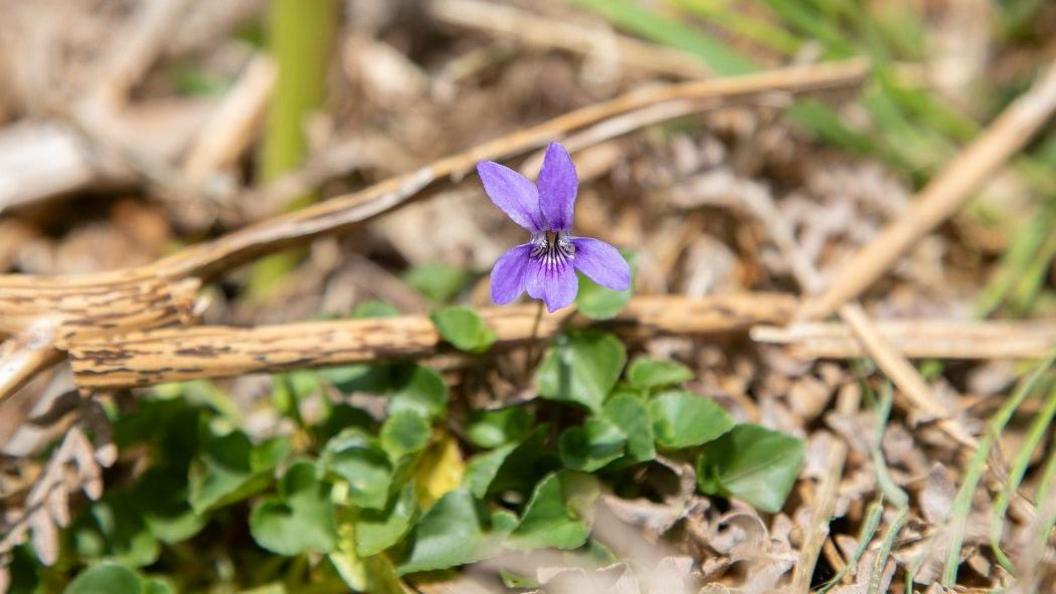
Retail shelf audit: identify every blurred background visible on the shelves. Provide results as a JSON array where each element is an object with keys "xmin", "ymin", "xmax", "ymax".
[{"xmin": 1, "ymin": 0, "xmax": 1056, "ymax": 592}]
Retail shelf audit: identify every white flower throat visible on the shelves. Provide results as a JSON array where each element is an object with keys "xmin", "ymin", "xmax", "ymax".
[{"xmin": 532, "ymin": 231, "xmax": 575, "ymax": 270}]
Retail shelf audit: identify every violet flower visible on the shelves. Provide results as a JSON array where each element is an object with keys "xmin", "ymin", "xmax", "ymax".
[{"xmin": 477, "ymin": 142, "xmax": 630, "ymax": 313}]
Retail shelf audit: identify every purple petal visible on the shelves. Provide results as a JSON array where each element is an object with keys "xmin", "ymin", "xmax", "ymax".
[
  {"xmin": 572, "ymin": 237, "xmax": 630, "ymax": 291},
  {"xmin": 526, "ymin": 258, "xmax": 578, "ymax": 313},
  {"xmin": 536, "ymin": 142, "xmax": 577, "ymax": 231},
  {"xmin": 477, "ymin": 161, "xmax": 544, "ymax": 231},
  {"xmin": 491, "ymin": 243, "xmax": 533, "ymax": 304}
]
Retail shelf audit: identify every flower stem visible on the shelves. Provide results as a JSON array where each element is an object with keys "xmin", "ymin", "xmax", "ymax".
[{"xmin": 523, "ymin": 301, "xmax": 545, "ymax": 379}]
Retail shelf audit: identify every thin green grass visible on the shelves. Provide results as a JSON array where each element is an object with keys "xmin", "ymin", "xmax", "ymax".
[
  {"xmin": 940, "ymin": 352, "xmax": 1056, "ymax": 586},
  {"xmin": 989, "ymin": 380, "xmax": 1056, "ymax": 573}
]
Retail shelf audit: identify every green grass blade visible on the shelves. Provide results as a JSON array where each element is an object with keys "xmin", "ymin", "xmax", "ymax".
[
  {"xmin": 941, "ymin": 352, "xmax": 1056, "ymax": 585},
  {"xmin": 989, "ymin": 380, "xmax": 1056, "ymax": 573},
  {"xmin": 570, "ymin": 0, "xmax": 756, "ymax": 75},
  {"xmin": 667, "ymin": 0, "xmax": 801, "ymax": 56}
]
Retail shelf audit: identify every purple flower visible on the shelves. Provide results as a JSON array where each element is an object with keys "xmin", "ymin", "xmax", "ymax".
[{"xmin": 477, "ymin": 142, "xmax": 631, "ymax": 313}]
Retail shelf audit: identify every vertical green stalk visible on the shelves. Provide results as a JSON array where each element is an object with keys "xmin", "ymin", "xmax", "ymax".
[
  {"xmin": 989, "ymin": 380, "xmax": 1056, "ymax": 573},
  {"xmin": 250, "ymin": 0, "xmax": 340, "ymax": 296},
  {"xmin": 940, "ymin": 353, "xmax": 1055, "ymax": 586}
]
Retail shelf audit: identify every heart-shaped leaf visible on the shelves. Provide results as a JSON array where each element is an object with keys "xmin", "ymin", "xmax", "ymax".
[
  {"xmin": 64, "ymin": 563, "xmax": 143, "ymax": 594},
  {"xmin": 509, "ymin": 471, "xmax": 600, "ymax": 550},
  {"xmin": 430, "ymin": 306, "xmax": 497, "ymax": 353},
  {"xmin": 380, "ymin": 411, "xmax": 431, "ymax": 458},
  {"xmin": 602, "ymin": 394, "xmax": 655, "ymax": 463},
  {"xmin": 355, "ymin": 484, "xmax": 418, "ymax": 557},
  {"xmin": 696, "ymin": 423, "xmax": 805, "ymax": 513},
  {"xmin": 466, "ymin": 405, "xmax": 534, "ymax": 449},
  {"xmin": 648, "ymin": 391, "xmax": 734, "ymax": 449},
  {"xmin": 388, "ymin": 364, "xmax": 448, "ymax": 420},
  {"xmin": 249, "ymin": 461, "xmax": 338, "ymax": 555},
  {"xmin": 189, "ymin": 432, "xmax": 289, "ymax": 513},
  {"xmin": 536, "ymin": 331, "xmax": 626, "ymax": 412},
  {"xmin": 462, "ymin": 427, "xmax": 552, "ymax": 498},
  {"xmin": 626, "ymin": 357, "xmax": 693, "ymax": 390},
  {"xmin": 323, "ymin": 430, "xmax": 393, "ymax": 510},
  {"xmin": 558, "ymin": 418, "xmax": 626, "ymax": 472},
  {"xmin": 396, "ymin": 489, "xmax": 494, "ymax": 574}
]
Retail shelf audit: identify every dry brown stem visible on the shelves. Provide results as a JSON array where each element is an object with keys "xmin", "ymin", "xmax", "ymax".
[
  {"xmin": 791, "ymin": 432, "xmax": 848, "ymax": 593},
  {"xmin": 0, "ymin": 329, "xmax": 63, "ymax": 406},
  {"xmin": 0, "ymin": 60, "xmax": 866, "ymax": 403},
  {"xmin": 67, "ymin": 294, "xmax": 796, "ymax": 390},
  {"xmin": 183, "ymin": 54, "xmax": 277, "ymax": 182},
  {"xmin": 154, "ymin": 58, "xmax": 868, "ymax": 281},
  {"xmin": 727, "ymin": 158, "xmax": 974, "ymax": 447},
  {"xmin": 800, "ymin": 61, "xmax": 1056, "ymax": 321},
  {"xmin": 751, "ymin": 319, "xmax": 1056, "ymax": 359}
]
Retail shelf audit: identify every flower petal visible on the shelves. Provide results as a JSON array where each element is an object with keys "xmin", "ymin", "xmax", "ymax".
[
  {"xmin": 572, "ymin": 237, "xmax": 630, "ymax": 291},
  {"xmin": 526, "ymin": 257, "xmax": 578, "ymax": 313},
  {"xmin": 536, "ymin": 142, "xmax": 577, "ymax": 231},
  {"xmin": 491, "ymin": 243, "xmax": 533, "ymax": 304},
  {"xmin": 476, "ymin": 161, "xmax": 543, "ymax": 231}
]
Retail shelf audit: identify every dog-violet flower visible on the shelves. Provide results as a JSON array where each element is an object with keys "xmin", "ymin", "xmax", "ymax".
[{"xmin": 477, "ymin": 142, "xmax": 630, "ymax": 312}]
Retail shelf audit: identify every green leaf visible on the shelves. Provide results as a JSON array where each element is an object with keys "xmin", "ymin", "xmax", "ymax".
[
  {"xmin": 316, "ymin": 403, "xmax": 377, "ymax": 443},
  {"xmin": 189, "ymin": 432, "xmax": 289, "ymax": 513},
  {"xmin": 249, "ymin": 461, "xmax": 338, "ymax": 555},
  {"xmin": 536, "ymin": 331, "xmax": 627, "ymax": 412},
  {"xmin": 72, "ymin": 492, "xmax": 159, "ymax": 567},
  {"xmin": 380, "ymin": 411, "xmax": 431, "ymax": 458},
  {"xmin": 602, "ymin": 394, "xmax": 655, "ymax": 463},
  {"xmin": 462, "ymin": 427, "xmax": 552, "ymax": 498},
  {"xmin": 64, "ymin": 563, "xmax": 142, "ymax": 594},
  {"xmin": 626, "ymin": 357, "xmax": 693, "ymax": 390},
  {"xmin": 430, "ymin": 306, "xmax": 497, "ymax": 353},
  {"xmin": 403, "ymin": 262, "xmax": 470, "ymax": 303},
  {"xmin": 509, "ymin": 471, "xmax": 600, "ymax": 550},
  {"xmin": 696, "ymin": 424, "xmax": 806, "ymax": 513},
  {"xmin": 353, "ymin": 300, "xmax": 401, "ymax": 318},
  {"xmin": 389, "ymin": 364, "xmax": 448, "ymax": 420},
  {"xmin": 355, "ymin": 484, "xmax": 418, "ymax": 557},
  {"xmin": 559, "ymin": 418, "xmax": 627, "ymax": 472},
  {"xmin": 319, "ymin": 364, "xmax": 393, "ymax": 395},
  {"xmin": 648, "ymin": 391, "xmax": 735, "ymax": 450},
  {"xmin": 135, "ymin": 468, "xmax": 207, "ymax": 544},
  {"xmin": 140, "ymin": 578, "xmax": 175, "ymax": 594},
  {"xmin": 466, "ymin": 406, "xmax": 533, "ymax": 449},
  {"xmin": 575, "ymin": 270, "xmax": 632, "ymax": 320},
  {"xmin": 323, "ymin": 430, "xmax": 393, "ymax": 510},
  {"xmin": 464, "ymin": 443, "xmax": 517, "ymax": 499},
  {"xmin": 396, "ymin": 489, "xmax": 494, "ymax": 574}
]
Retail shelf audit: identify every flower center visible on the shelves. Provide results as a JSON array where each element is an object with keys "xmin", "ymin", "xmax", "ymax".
[{"xmin": 531, "ymin": 231, "xmax": 574, "ymax": 270}]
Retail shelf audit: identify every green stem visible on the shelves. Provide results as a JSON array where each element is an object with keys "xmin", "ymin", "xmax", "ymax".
[
  {"xmin": 941, "ymin": 352, "xmax": 1056, "ymax": 586},
  {"xmin": 989, "ymin": 380, "xmax": 1056, "ymax": 573},
  {"xmin": 249, "ymin": 0, "xmax": 340, "ymax": 296}
]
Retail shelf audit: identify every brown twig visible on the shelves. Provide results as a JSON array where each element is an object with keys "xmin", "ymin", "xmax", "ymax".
[
  {"xmin": 152, "ymin": 59, "xmax": 868, "ymax": 281},
  {"xmin": 751, "ymin": 319, "xmax": 1056, "ymax": 359},
  {"xmin": 182, "ymin": 54, "xmax": 277, "ymax": 182},
  {"xmin": 67, "ymin": 293, "xmax": 797, "ymax": 390},
  {"xmin": 0, "ymin": 327, "xmax": 63, "ymax": 406},
  {"xmin": 791, "ymin": 431, "xmax": 848, "ymax": 594},
  {"xmin": 799, "ymin": 61, "xmax": 1056, "ymax": 321},
  {"xmin": 0, "ymin": 59, "xmax": 867, "ymax": 405},
  {"xmin": 727, "ymin": 168, "xmax": 974, "ymax": 446}
]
